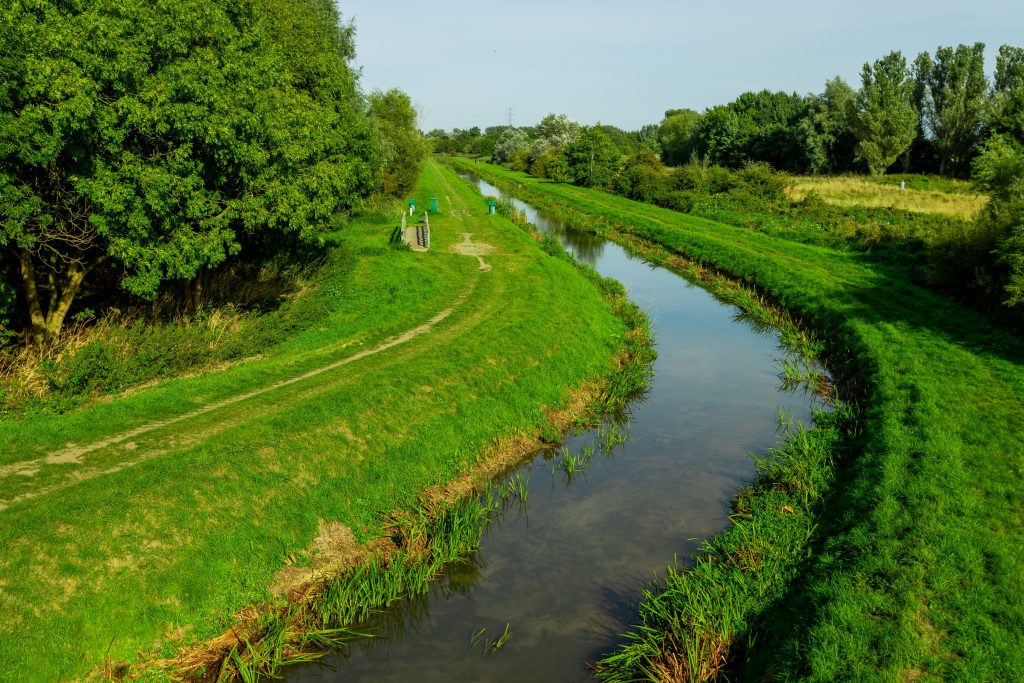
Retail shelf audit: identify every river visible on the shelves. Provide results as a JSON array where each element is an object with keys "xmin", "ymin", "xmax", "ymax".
[{"xmin": 288, "ymin": 174, "xmax": 818, "ymax": 682}]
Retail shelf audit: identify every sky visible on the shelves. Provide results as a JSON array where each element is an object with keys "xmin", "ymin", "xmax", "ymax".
[{"xmin": 336, "ymin": 0, "xmax": 1024, "ymax": 132}]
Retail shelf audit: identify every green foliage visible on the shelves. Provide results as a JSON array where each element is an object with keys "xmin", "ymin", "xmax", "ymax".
[
  {"xmin": 801, "ymin": 77, "xmax": 860, "ymax": 174},
  {"xmin": 991, "ymin": 45, "xmax": 1024, "ymax": 141},
  {"xmin": 368, "ymin": 88, "xmax": 427, "ymax": 196},
  {"xmin": 0, "ymin": 0, "xmax": 379, "ymax": 342},
  {"xmin": 0, "ymin": 277, "xmax": 14, "ymax": 346},
  {"xmin": 972, "ymin": 134, "xmax": 1024, "ymax": 198},
  {"xmin": 493, "ymin": 128, "xmax": 530, "ymax": 164},
  {"xmin": 914, "ymin": 43, "xmax": 989, "ymax": 176},
  {"xmin": 855, "ymin": 51, "xmax": 919, "ymax": 174},
  {"xmin": 657, "ymin": 108, "xmax": 701, "ymax": 165},
  {"xmin": 530, "ymin": 147, "xmax": 570, "ymax": 182},
  {"xmin": 612, "ymin": 152, "xmax": 666, "ymax": 203},
  {"xmin": 599, "ymin": 125, "xmax": 640, "ymax": 155},
  {"xmin": 535, "ymin": 113, "xmax": 579, "ymax": 147},
  {"xmin": 971, "ymin": 135, "xmax": 1024, "ymax": 306},
  {"xmin": 689, "ymin": 91, "xmax": 809, "ymax": 171},
  {"xmin": 564, "ymin": 125, "xmax": 622, "ymax": 188}
]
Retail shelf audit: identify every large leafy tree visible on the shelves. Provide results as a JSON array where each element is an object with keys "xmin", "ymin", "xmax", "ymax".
[
  {"xmin": 564, "ymin": 125, "xmax": 621, "ymax": 188},
  {"xmin": 688, "ymin": 91, "xmax": 809, "ymax": 171},
  {"xmin": 0, "ymin": 0, "xmax": 377, "ymax": 344},
  {"xmin": 493, "ymin": 128, "xmax": 530, "ymax": 164},
  {"xmin": 368, "ymin": 88, "xmax": 426, "ymax": 197},
  {"xmin": 855, "ymin": 51, "xmax": 919, "ymax": 175},
  {"xmin": 801, "ymin": 77, "xmax": 859, "ymax": 174},
  {"xmin": 991, "ymin": 45, "xmax": 1024, "ymax": 143},
  {"xmin": 914, "ymin": 43, "xmax": 989, "ymax": 176},
  {"xmin": 658, "ymin": 109, "xmax": 701, "ymax": 165}
]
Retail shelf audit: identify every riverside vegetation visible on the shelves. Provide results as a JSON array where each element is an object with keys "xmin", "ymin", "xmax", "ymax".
[
  {"xmin": 0, "ymin": 158, "xmax": 654, "ymax": 680},
  {"xmin": 450, "ymin": 157, "xmax": 1024, "ymax": 681}
]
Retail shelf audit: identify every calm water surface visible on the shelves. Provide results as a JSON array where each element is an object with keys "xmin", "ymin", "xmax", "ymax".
[{"xmin": 289, "ymin": 176, "xmax": 817, "ymax": 682}]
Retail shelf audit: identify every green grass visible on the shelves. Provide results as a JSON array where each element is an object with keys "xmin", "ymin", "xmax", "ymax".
[
  {"xmin": 451, "ymin": 158, "xmax": 1024, "ymax": 681},
  {"xmin": 0, "ymin": 158, "xmax": 640, "ymax": 680}
]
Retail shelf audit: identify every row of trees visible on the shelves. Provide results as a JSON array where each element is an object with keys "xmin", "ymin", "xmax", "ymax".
[
  {"xmin": 0, "ymin": 0, "xmax": 425, "ymax": 345},
  {"xmin": 427, "ymin": 118, "xmax": 658, "ymax": 175},
  {"xmin": 658, "ymin": 43, "xmax": 1023, "ymax": 178}
]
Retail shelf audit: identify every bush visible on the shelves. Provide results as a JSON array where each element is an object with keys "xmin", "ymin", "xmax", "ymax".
[
  {"xmin": 735, "ymin": 161, "xmax": 788, "ymax": 203},
  {"xmin": 612, "ymin": 152, "xmax": 669, "ymax": 203}
]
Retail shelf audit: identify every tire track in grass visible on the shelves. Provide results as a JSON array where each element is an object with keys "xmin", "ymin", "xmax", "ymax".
[{"xmin": 0, "ymin": 277, "xmax": 492, "ymax": 510}]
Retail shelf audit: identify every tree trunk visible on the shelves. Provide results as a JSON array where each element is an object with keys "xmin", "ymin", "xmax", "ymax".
[
  {"xmin": 17, "ymin": 250, "xmax": 47, "ymax": 345},
  {"xmin": 43, "ymin": 263, "xmax": 85, "ymax": 338},
  {"xmin": 17, "ymin": 250, "xmax": 86, "ymax": 345}
]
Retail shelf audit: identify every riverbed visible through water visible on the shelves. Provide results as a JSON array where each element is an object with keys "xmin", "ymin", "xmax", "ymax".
[{"xmin": 288, "ymin": 174, "xmax": 819, "ymax": 682}]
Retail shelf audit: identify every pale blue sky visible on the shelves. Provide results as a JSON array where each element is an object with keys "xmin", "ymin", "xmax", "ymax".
[{"xmin": 337, "ymin": 0, "xmax": 1024, "ymax": 131}]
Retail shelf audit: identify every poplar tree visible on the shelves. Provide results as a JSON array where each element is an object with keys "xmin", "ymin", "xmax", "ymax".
[
  {"xmin": 855, "ymin": 51, "xmax": 919, "ymax": 175},
  {"xmin": 915, "ymin": 43, "xmax": 989, "ymax": 176}
]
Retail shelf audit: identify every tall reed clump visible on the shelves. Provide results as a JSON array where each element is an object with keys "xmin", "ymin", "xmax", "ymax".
[
  {"xmin": 594, "ymin": 404, "xmax": 856, "ymax": 683},
  {"xmin": 182, "ymin": 496, "xmax": 500, "ymax": 681}
]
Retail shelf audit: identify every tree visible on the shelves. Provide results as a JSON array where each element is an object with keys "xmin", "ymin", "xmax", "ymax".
[
  {"xmin": 972, "ymin": 135, "xmax": 1024, "ymax": 306},
  {"xmin": 801, "ymin": 77, "xmax": 859, "ymax": 174},
  {"xmin": 535, "ymin": 114, "xmax": 579, "ymax": 147},
  {"xmin": 855, "ymin": 51, "xmax": 919, "ymax": 175},
  {"xmin": 915, "ymin": 44, "xmax": 989, "ymax": 176},
  {"xmin": 991, "ymin": 45, "xmax": 1024, "ymax": 143},
  {"xmin": 0, "ymin": 0, "xmax": 378, "ymax": 343},
  {"xmin": 633, "ymin": 124, "xmax": 661, "ymax": 155},
  {"xmin": 658, "ymin": 109, "xmax": 701, "ymax": 165},
  {"xmin": 493, "ymin": 128, "xmax": 530, "ymax": 164},
  {"xmin": 368, "ymin": 89, "xmax": 426, "ymax": 196},
  {"xmin": 613, "ymin": 152, "xmax": 667, "ymax": 203},
  {"xmin": 691, "ymin": 107, "xmax": 741, "ymax": 166},
  {"xmin": 564, "ymin": 126, "xmax": 621, "ymax": 188}
]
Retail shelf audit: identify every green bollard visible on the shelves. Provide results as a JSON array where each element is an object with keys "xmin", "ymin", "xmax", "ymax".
[
  {"xmin": 487, "ymin": 200, "xmax": 496, "ymax": 215},
  {"xmin": 429, "ymin": 197, "xmax": 439, "ymax": 214}
]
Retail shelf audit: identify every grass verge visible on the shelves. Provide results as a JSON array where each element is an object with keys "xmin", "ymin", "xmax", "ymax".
[
  {"xmin": 0, "ymin": 158, "xmax": 651, "ymax": 681},
  {"xmin": 449, "ymin": 158, "xmax": 1024, "ymax": 682}
]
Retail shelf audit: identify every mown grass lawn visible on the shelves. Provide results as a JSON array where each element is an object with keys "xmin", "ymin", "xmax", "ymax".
[{"xmin": 0, "ymin": 159, "xmax": 630, "ymax": 680}]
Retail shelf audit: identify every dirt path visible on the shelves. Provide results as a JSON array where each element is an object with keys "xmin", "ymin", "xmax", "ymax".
[
  {"xmin": 0, "ymin": 281, "xmax": 485, "ymax": 509},
  {"xmin": 0, "ymin": 162, "xmax": 506, "ymax": 511}
]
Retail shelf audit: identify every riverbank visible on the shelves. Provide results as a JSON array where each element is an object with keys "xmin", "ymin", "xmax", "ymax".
[
  {"xmin": 449, "ymin": 158, "xmax": 1024, "ymax": 681},
  {"xmin": 0, "ymin": 158, "xmax": 648, "ymax": 680}
]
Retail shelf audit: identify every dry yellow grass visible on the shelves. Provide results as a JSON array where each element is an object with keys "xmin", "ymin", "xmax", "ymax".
[{"xmin": 788, "ymin": 177, "xmax": 988, "ymax": 220}]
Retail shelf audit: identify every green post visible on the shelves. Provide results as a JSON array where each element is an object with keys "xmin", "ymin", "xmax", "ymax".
[
  {"xmin": 429, "ymin": 197, "xmax": 439, "ymax": 214},
  {"xmin": 487, "ymin": 200, "xmax": 496, "ymax": 215},
  {"xmin": 407, "ymin": 199, "xmax": 416, "ymax": 216}
]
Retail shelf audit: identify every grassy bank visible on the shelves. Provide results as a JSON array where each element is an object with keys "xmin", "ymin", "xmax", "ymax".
[
  {"xmin": 450, "ymin": 158, "xmax": 1024, "ymax": 681},
  {"xmin": 0, "ymin": 158, "xmax": 645, "ymax": 680}
]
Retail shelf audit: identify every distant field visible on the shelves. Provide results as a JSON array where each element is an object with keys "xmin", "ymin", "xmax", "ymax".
[{"xmin": 788, "ymin": 175, "xmax": 988, "ymax": 219}]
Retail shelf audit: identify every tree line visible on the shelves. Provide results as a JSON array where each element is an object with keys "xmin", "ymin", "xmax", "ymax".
[
  {"xmin": 432, "ymin": 42, "xmax": 1024, "ymax": 317},
  {"xmin": 659, "ymin": 44, "xmax": 1021, "ymax": 178},
  {"xmin": 0, "ymin": 0, "xmax": 425, "ymax": 345}
]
